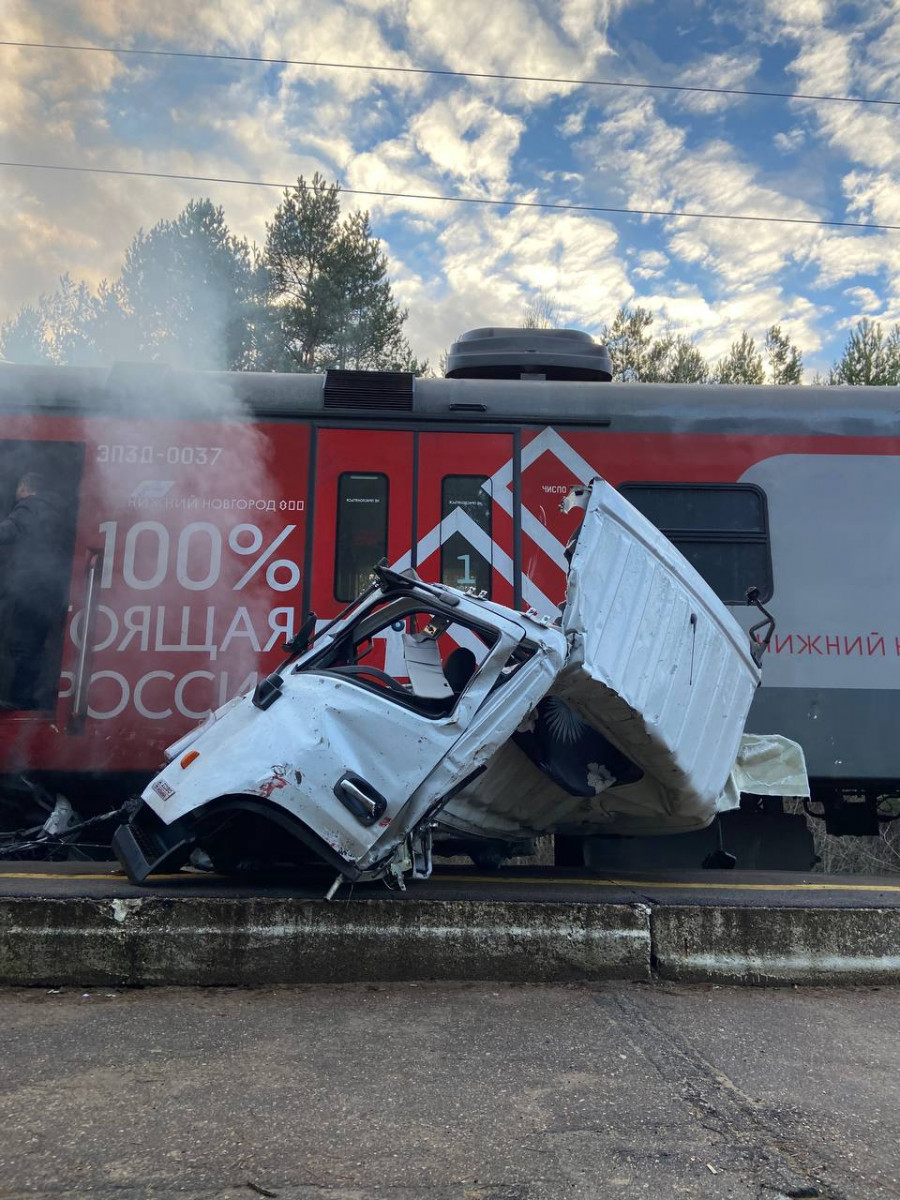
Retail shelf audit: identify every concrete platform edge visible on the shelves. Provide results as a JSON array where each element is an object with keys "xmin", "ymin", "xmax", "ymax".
[
  {"xmin": 652, "ymin": 904, "xmax": 900, "ymax": 985},
  {"xmin": 0, "ymin": 897, "xmax": 652, "ymax": 986},
  {"xmin": 2, "ymin": 896, "xmax": 900, "ymax": 986}
]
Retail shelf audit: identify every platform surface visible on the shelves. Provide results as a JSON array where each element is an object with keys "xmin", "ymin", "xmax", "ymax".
[{"xmin": 2, "ymin": 858, "xmax": 900, "ymax": 906}]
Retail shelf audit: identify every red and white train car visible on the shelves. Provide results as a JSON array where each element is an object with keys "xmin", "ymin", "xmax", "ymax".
[{"xmin": 0, "ymin": 328, "xmax": 896, "ymax": 831}]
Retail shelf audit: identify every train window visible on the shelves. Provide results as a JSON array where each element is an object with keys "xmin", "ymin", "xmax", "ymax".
[
  {"xmin": 618, "ymin": 483, "xmax": 772, "ymax": 604},
  {"xmin": 440, "ymin": 476, "xmax": 492, "ymax": 597},
  {"xmin": 0, "ymin": 440, "xmax": 83, "ymax": 711},
  {"xmin": 334, "ymin": 472, "xmax": 389, "ymax": 602}
]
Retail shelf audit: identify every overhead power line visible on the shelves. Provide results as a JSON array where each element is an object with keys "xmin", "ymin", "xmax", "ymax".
[
  {"xmin": 0, "ymin": 159, "xmax": 895, "ymax": 231},
  {"xmin": 2, "ymin": 38, "xmax": 899, "ymax": 109}
]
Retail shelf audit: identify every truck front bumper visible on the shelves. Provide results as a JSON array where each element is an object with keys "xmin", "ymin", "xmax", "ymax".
[{"xmin": 112, "ymin": 803, "xmax": 196, "ymax": 883}]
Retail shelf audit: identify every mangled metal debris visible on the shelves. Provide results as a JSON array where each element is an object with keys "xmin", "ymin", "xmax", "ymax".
[
  {"xmin": 440, "ymin": 481, "xmax": 808, "ymax": 843},
  {"xmin": 114, "ymin": 564, "xmax": 566, "ymax": 883},
  {"xmin": 113, "ymin": 479, "xmax": 809, "ymax": 887}
]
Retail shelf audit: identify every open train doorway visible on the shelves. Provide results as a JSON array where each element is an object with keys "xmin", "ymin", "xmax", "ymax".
[{"xmin": 0, "ymin": 439, "xmax": 84, "ymax": 715}]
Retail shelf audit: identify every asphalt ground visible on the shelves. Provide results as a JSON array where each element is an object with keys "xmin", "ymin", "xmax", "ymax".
[
  {"xmin": 3, "ymin": 859, "xmax": 900, "ymax": 908},
  {"xmin": 1, "ymin": 980, "xmax": 898, "ymax": 1200}
]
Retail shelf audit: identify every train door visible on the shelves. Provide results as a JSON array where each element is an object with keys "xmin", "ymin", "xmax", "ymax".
[
  {"xmin": 309, "ymin": 427, "xmax": 415, "ymax": 623},
  {"xmin": 414, "ymin": 432, "xmax": 516, "ymax": 609},
  {"xmin": 308, "ymin": 429, "xmax": 516, "ymax": 674},
  {"xmin": 0, "ymin": 436, "xmax": 85, "ymax": 726}
]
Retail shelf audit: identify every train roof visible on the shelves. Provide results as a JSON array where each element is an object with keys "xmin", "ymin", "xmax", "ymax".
[{"xmin": 0, "ymin": 359, "xmax": 898, "ymax": 435}]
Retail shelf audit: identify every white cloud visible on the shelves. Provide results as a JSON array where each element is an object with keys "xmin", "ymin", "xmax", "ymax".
[
  {"xmin": 398, "ymin": 205, "xmax": 631, "ymax": 360},
  {"xmin": 672, "ymin": 51, "xmax": 762, "ymax": 113},
  {"xmin": 404, "ymin": 0, "xmax": 621, "ymax": 106},
  {"xmin": 773, "ymin": 128, "xmax": 806, "ymax": 152},
  {"xmin": 633, "ymin": 249, "xmax": 668, "ymax": 279},
  {"xmin": 843, "ymin": 285, "xmax": 881, "ymax": 310},
  {"xmin": 558, "ymin": 105, "xmax": 588, "ymax": 137},
  {"xmin": 636, "ymin": 283, "xmax": 823, "ymax": 364},
  {"xmin": 843, "ymin": 170, "xmax": 900, "ymax": 227},
  {"xmin": 762, "ymin": 0, "xmax": 835, "ymax": 32},
  {"xmin": 345, "ymin": 137, "xmax": 459, "ymax": 225},
  {"xmin": 409, "ymin": 95, "xmax": 525, "ymax": 186},
  {"xmin": 578, "ymin": 97, "xmax": 823, "ymax": 288},
  {"xmin": 763, "ymin": 2, "xmax": 900, "ymax": 174}
]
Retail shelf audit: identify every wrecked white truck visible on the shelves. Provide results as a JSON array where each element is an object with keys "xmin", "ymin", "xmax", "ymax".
[{"xmin": 113, "ymin": 479, "xmax": 808, "ymax": 886}]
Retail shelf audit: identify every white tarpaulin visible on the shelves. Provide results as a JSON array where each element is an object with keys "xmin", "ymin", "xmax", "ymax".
[{"xmin": 717, "ymin": 733, "xmax": 811, "ymax": 813}]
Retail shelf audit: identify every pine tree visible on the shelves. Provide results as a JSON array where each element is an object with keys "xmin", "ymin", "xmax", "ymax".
[
  {"xmin": 0, "ymin": 189, "xmax": 423, "ymax": 373},
  {"xmin": 600, "ymin": 306, "xmax": 666, "ymax": 381},
  {"xmin": 44, "ymin": 275, "xmax": 101, "ymax": 366},
  {"xmin": 829, "ymin": 319, "xmax": 900, "ymax": 385},
  {"xmin": 266, "ymin": 174, "xmax": 421, "ymax": 373},
  {"xmin": 87, "ymin": 279, "xmax": 137, "ymax": 364},
  {"xmin": 328, "ymin": 209, "xmax": 420, "ymax": 371},
  {"xmin": 116, "ymin": 199, "xmax": 260, "ymax": 370},
  {"xmin": 0, "ymin": 303, "xmax": 53, "ymax": 364},
  {"xmin": 765, "ymin": 324, "xmax": 803, "ymax": 384},
  {"xmin": 265, "ymin": 173, "xmax": 342, "ymax": 371},
  {"xmin": 666, "ymin": 336, "xmax": 709, "ymax": 383},
  {"xmin": 0, "ymin": 275, "xmax": 100, "ymax": 365},
  {"xmin": 715, "ymin": 332, "xmax": 765, "ymax": 385},
  {"xmin": 598, "ymin": 306, "xmax": 709, "ymax": 383}
]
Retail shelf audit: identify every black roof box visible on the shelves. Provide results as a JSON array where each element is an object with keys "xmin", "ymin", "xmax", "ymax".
[{"xmin": 445, "ymin": 327, "xmax": 612, "ymax": 381}]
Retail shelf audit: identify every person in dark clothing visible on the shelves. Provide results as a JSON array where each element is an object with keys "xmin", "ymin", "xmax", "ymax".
[{"xmin": 0, "ymin": 473, "xmax": 67, "ymax": 710}]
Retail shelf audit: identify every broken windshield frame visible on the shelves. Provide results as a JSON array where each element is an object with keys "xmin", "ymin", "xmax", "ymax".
[{"xmin": 292, "ymin": 586, "xmax": 531, "ymax": 720}]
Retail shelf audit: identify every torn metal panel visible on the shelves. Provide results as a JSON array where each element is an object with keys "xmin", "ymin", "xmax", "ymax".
[
  {"xmin": 441, "ymin": 479, "xmax": 770, "ymax": 841},
  {"xmin": 438, "ymin": 729, "xmax": 809, "ymax": 842},
  {"xmin": 557, "ymin": 479, "xmax": 761, "ymax": 833}
]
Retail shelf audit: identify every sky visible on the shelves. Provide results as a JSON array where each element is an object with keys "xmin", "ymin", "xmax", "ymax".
[{"xmin": 2, "ymin": 0, "xmax": 900, "ymax": 375}]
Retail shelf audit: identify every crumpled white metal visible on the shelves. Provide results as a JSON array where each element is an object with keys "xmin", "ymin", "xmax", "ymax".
[
  {"xmin": 122, "ymin": 479, "xmax": 808, "ymax": 882},
  {"xmin": 439, "ymin": 480, "xmax": 781, "ymax": 840},
  {"xmin": 560, "ymin": 478, "xmax": 762, "ymax": 812},
  {"xmin": 132, "ymin": 573, "xmax": 566, "ymax": 880}
]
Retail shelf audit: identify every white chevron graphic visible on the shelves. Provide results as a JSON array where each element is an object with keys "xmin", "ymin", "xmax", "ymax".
[{"xmin": 388, "ymin": 427, "xmax": 594, "ymax": 617}]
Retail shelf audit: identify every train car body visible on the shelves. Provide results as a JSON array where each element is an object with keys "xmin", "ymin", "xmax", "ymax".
[{"xmin": 0, "ymin": 351, "xmax": 896, "ymax": 814}]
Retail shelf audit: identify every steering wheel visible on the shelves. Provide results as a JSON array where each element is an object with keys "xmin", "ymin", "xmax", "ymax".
[{"xmin": 333, "ymin": 665, "xmax": 410, "ymax": 696}]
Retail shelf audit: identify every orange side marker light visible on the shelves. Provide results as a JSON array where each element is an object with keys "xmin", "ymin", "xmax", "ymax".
[{"xmin": 180, "ymin": 750, "xmax": 200, "ymax": 769}]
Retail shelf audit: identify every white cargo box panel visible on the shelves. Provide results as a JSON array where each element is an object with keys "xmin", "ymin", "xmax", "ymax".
[{"xmin": 554, "ymin": 478, "xmax": 761, "ymax": 829}]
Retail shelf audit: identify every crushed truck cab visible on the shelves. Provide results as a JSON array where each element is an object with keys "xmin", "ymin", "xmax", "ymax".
[
  {"xmin": 115, "ymin": 480, "xmax": 808, "ymax": 886},
  {"xmin": 113, "ymin": 564, "xmax": 566, "ymax": 883}
]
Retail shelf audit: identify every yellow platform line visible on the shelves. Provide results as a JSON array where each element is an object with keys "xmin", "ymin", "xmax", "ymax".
[
  {"xmin": 0, "ymin": 872, "xmax": 205, "ymax": 883},
  {"xmin": 2, "ymin": 870, "xmax": 900, "ymax": 894},
  {"xmin": 452, "ymin": 874, "xmax": 900, "ymax": 893}
]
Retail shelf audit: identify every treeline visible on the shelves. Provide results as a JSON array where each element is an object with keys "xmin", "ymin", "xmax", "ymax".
[
  {"xmin": 597, "ymin": 306, "xmax": 803, "ymax": 385},
  {"xmin": 524, "ymin": 295, "xmax": 900, "ymax": 387},
  {"xmin": 3, "ymin": 177, "xmax": 899, "ymax": 386},
  {"xmin": 0, "ymin": 174, "xmax": 424, "ymax": 375}
]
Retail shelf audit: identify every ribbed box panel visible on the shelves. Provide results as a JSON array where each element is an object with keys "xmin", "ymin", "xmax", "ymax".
[{"xmin": 558, "ymin": 480, "xmax": 760, "ymax": 824}]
